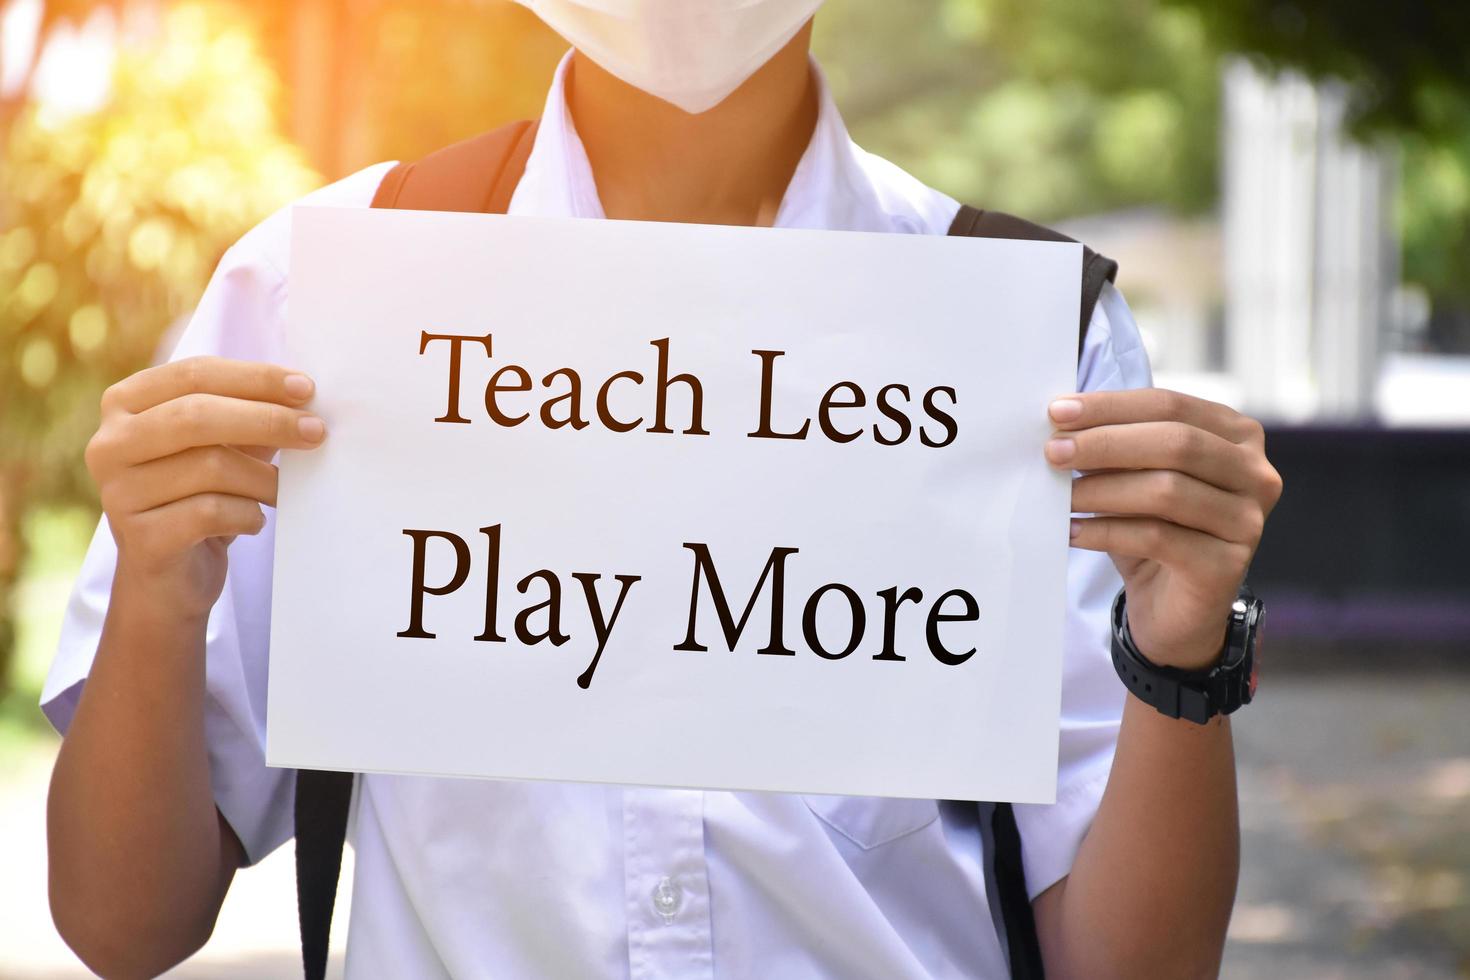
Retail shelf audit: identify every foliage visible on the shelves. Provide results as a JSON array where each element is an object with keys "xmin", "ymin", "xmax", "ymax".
[
  {"xmin": 2, "ymin": 2, "xmax": 317, "ymax": 490},
  {"xmin": 0, "ymin": 507, "xmax": 91, "ymax": 766},
  {"xmin": 817, "ymin": 0, "xmax": 1470, "ymax": 301},
  {"xmin": 1400, "ymin": 112, "xmax": 1470, "ymax": 306},
  {"xmin": 1165, "ymin": 0, "xmax": 1470, "ymax": 302},
  {"xmin": 814, "ymin": 0, "xmax": 1222, "ymax": 222},
  {"xmin": 1165, "ymin": 0, "xmax": 1470, "ymax": 141},
  {"xmin": 0, "ymin": 1, "xmax": 318, "ymax": 692}
]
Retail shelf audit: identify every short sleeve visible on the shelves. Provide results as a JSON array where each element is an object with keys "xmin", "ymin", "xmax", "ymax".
[
  {"xmin": 1012, "ymin": 280, "xmax": 1153, "ymax": 898},
  {"xmin": 39, "ymin": 162, "xmax": 395, "ymax": 864}
]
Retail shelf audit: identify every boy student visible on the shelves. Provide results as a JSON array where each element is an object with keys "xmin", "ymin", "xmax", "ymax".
[{"xmin": 44, "ymin": 2, "xmax": 1281, "ymax": 977}]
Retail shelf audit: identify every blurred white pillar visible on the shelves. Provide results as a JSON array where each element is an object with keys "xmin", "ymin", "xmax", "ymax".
[{"xmin": 1222, "ymin": 59, "xmax": 1396, "ymax": 422}]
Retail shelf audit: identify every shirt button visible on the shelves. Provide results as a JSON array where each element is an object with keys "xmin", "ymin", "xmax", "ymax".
[{"xmin": 651, "ymin": 875, "xmax": 682, "ymax": 924}]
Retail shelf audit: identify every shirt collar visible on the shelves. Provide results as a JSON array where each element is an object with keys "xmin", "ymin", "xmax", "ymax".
[{"xmin": 508, "ymin": 49, "xmax": 908, "ymax": 233}]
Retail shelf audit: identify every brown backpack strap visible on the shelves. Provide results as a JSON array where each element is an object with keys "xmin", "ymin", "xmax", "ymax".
[
  {"xmin": 947, "ymin": 204, "xmax": 1119, "ymax": 360},
  {"xmin": 371, "ymin": 118, "xmax": 539, "ymax": 214}
]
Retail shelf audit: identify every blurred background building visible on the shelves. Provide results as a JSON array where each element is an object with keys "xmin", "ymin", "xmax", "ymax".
[{"xmin": 2, "ymin": 1, "xmax": 1467, "ymax": 977}]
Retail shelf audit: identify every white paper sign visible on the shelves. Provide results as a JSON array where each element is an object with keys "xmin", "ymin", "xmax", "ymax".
[{"xmin": 267, "ymin": 206, "xmax": 1079, "ymax": 803}]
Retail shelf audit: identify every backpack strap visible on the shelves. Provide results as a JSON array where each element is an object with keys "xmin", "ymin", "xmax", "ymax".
[
  {"xmin": 293, "ymin": 119, "xmax": 541, "ymax": 980},
  {"xmin": 294, "ymin": 769, "xmax": 354, "ymax": 980},
  {"xmin": 984, "ymin": 800, "xmax": 1047, "ymax": 980},
  {"xmin": 370, "ymin": 118, "xmax": 540, "ymax": 213},
  {"xmin": 948, "ymin": 203, "xmax": 1114, "ymax": 980},
  {"xmin": 947, "ymin": 204, "xmax": 1119, "ymax": 361}
]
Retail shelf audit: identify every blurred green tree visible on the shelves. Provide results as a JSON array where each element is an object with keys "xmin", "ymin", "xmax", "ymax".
[
  {"xmin": 1164, "ymin": 0, "xmax": 1464, "ymax": 310},
  {"xmin": 815, "ymin": 0, "xmax": 1222, "ymax": 222},
  {"xmin": 1164, "ymin": 0, "xmax": 1469, "ymax": 141},
  {"xmin": 1164, "ymin": 0, "xmax": 1470, "ymax": 307},
  {"xmin": 1400, "ymin": 119, "xmax": 1470, "ymax": 309},
  {"xmin": 0, "ymin": 1, "xmax": 318, "ymax": 694},
  {"xmin": 818, "ymin": 0, "xmax": 1470, "ymax": 305}
]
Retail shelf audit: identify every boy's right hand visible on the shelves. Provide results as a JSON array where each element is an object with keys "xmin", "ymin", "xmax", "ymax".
[{"xmin": 85, "ymin": 356, "xmax": 326, "ymax": 619}]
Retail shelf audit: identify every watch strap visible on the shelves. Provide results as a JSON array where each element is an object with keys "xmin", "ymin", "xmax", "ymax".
[{"xmin": 1110, "ymin": 588, "xmax": 1258, "ymax": 724}]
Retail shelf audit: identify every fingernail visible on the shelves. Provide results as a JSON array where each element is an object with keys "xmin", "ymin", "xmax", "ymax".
[
  {"xmin": 284, "ymin": 374, "xmax": 314, "ymax": 401},
  {"xmin": 298, "ymin": 416, "xmax": 326, "ymax": 443},
  {"xmin": 1070, "ymin": 519, "xmax": 1083, "ymax": 539},
  {"xmin": 1049, "ymin": 398, "xmax": 1083, "ymax": 422},
  {"xmin": 1046, "ymin": 437, "xmax": 1076, "ymax": 464}
]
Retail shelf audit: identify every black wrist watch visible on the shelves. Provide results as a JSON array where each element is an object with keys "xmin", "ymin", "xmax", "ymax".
[{"xmin": 1110, "ymin": 586, "xmax": 1263, "ymax": 724}]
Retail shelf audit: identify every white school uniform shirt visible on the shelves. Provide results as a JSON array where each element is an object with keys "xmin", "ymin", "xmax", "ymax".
[{"xmin": 44, "ymin": 52, "xmax": 1151, "ymax": 979}]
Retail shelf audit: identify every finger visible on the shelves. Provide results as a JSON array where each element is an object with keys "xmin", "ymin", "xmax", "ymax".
[
  {"xmin": 1049, "ymin": 389, "xmax": 1262, "ymax": 446},
  {"xmin": 1070, "ymin": 515, "xmax": 1251, "ymax": 583},
  {"xmin": 131, "ymin": 493, "xmax": 267, "ymax": 555},
  {"xmin": 116, "ymin": 393, "xmax": 326, "ymax": 465},
  {"xmin": 234, "ymin": 445, "xmax": 281, "ymax": 463},
  {"xmin": 103, "ymin": 356, "xmax": 314, "ymax": 415},
  {"xmin": 103, "ymin": 447, "xmax": 279, "ymax": 515},
  {"xmin": 1046, "ymin": 421, "xmax": 1257, "ymax": 493},
  {"xmin": 1071, "ymin": 471, "xmax": 1263, "ymax": 545}
]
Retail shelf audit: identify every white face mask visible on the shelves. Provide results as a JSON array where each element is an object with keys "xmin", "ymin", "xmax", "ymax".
[{"xmin": 517, "ymin": 0, "xmax": 823, "ymax": 115}]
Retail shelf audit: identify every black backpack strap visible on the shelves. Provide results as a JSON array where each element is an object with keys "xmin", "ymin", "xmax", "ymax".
[
  {"xmin": 292, "ymin": 120, "xmax": 542, "ymax": 980},
  {"xmin": 949, "ymin": 203, "xmax": 1112, "ymax": 979},
  {"xmin": 988, "ymin": 801, "xmax": 1047, "ymax": 980},
  {"xmin": 947, "ymin": 204, "xmax": 1119, "ymax": 360},
  {"xmin": 295, "ymin": 768, "xmax": 354, "ymax": 980}
]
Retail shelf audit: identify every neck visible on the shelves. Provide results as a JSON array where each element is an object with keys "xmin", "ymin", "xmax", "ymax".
[{"xmin": 566, "ymin": 23, "xmax": 818, "ymax": 227}]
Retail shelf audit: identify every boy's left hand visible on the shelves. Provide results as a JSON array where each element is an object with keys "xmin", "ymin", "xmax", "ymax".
[{"xmin": 1045, "ymin": 389, "xmax": 1283, "ymax": 671}]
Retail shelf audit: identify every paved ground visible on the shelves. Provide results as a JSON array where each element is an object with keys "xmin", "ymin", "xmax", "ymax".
[
  {"xmin": 1223, "ymin": 673, "xmax": 1470, "ymax": 979},
  {"xmin": 2, "ymin": 672, "xmax": 1466, "ymax": 978}
]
